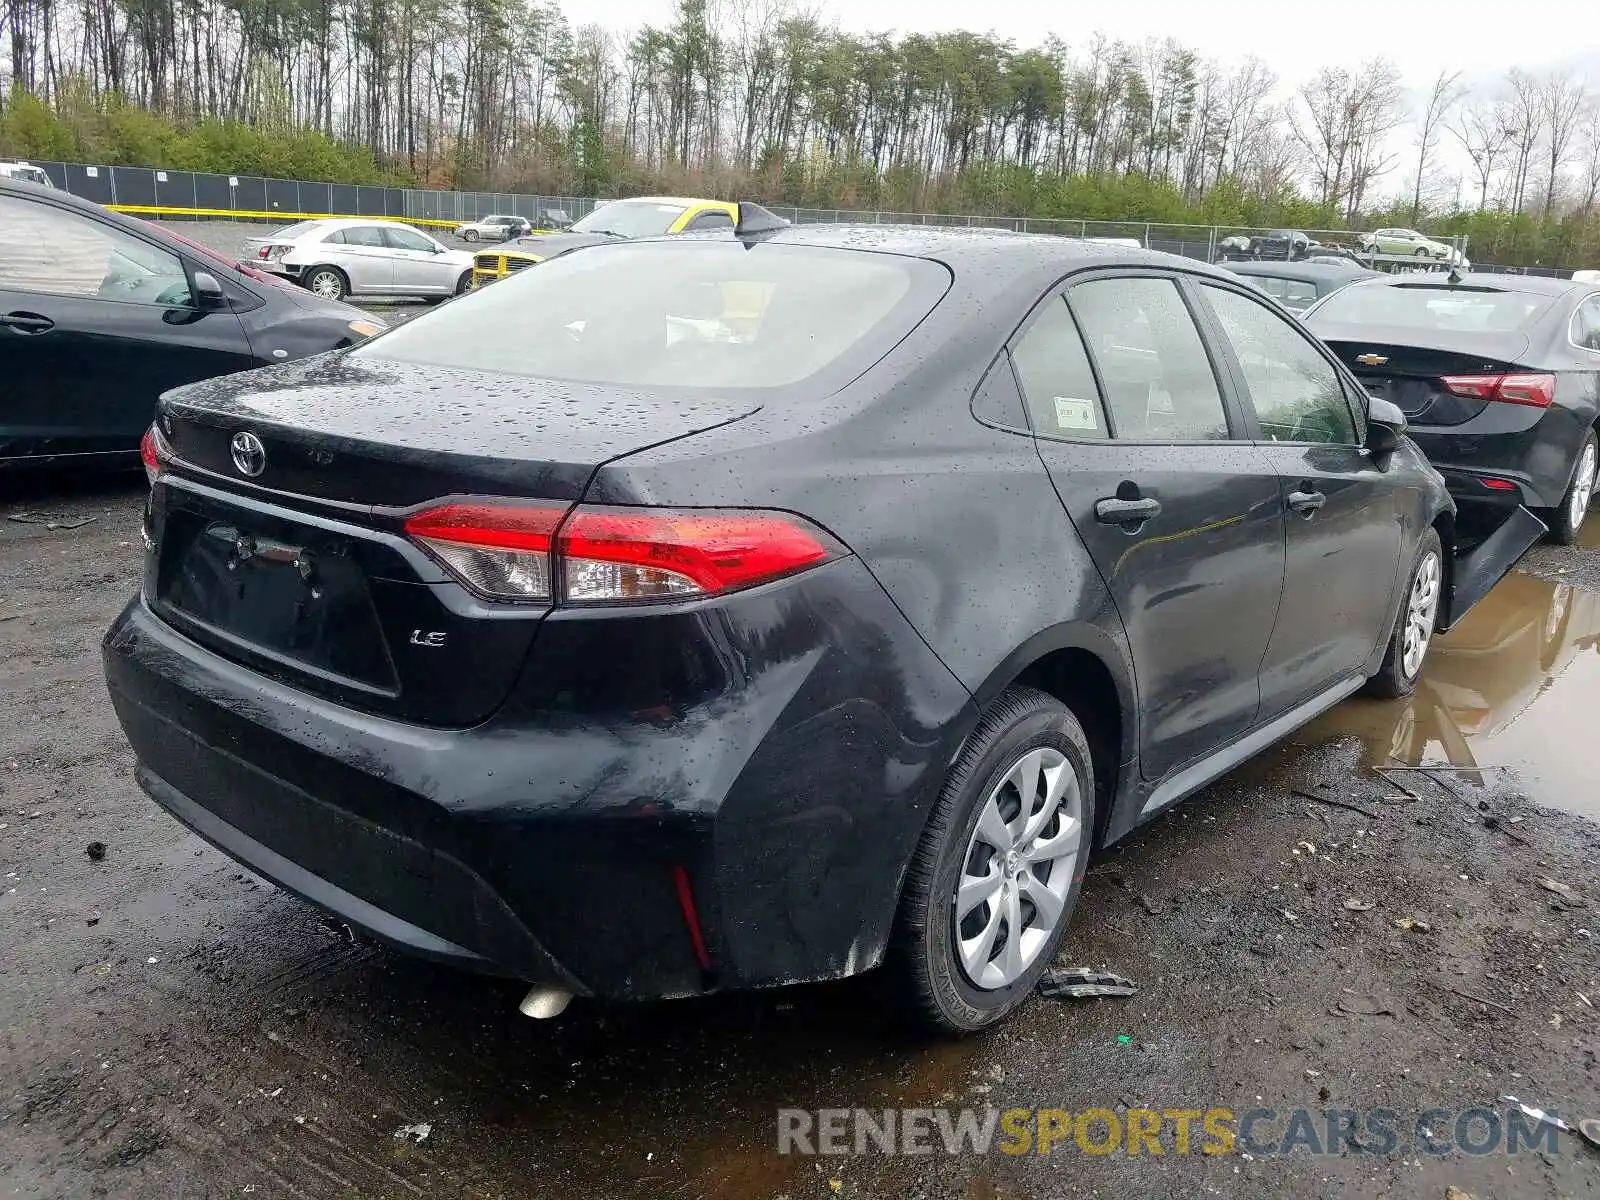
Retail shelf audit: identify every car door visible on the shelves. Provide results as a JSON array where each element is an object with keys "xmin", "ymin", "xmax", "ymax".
[
  {"xmin": 383, "ymin": 225, "xmax": 451, "ymax": 294},
  {"xmin": 331, "ymin": 225, "xmax": 395, "ymax": 294},
  {"xmin": 1013, "ymin": 272, "xmax": 1288, "ymax": 780},
  {"xmin": 1194, "ymin": 279, "xmax": 1405, "ymax": 716},
  {"xmin": 0, "ymin": 193, "xmax": 256, "ymax": 462}
]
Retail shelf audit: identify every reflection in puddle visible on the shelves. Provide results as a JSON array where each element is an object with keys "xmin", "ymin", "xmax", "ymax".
[{"xmin": 1308, "ymin": 571, "xmax": 1600, "ymax": 817}]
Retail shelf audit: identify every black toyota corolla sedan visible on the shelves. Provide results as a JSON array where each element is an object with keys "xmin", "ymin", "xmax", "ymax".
[
  {"xmin": 1303, "ymin": 273, "xmax": 1600, "ymax": 544},
  {"xmin": 102, "ymin": 215, "xmax": 1541, "ymax": 1032},
  {"xmin": 0, "ymin": 178, "xmax": 382, "ymax": 470}
]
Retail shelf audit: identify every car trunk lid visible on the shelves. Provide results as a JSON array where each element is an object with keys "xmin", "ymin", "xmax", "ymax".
[
  {"xmin": 147, "ymin": 353, "xmax": 761, "ymax": 725},
  {"xmin": 1318, "ymin": 334, "xmax": 1534, "ymax": 427}
]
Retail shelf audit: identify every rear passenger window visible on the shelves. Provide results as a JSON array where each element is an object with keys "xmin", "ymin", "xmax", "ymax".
[
  {"xmin": 1010, "ymin": 298, "xmax": 1107, "ymax": 439},
  {"xmin": 1068, "ymin": 277, "xmax": 1231, "ymax": 441},
  {"xmin": 1572, "ymin": 297, "xmax": 1600, "ymax": 351},
  {"xmin": 1202, "ymin": 284, "xmax": 1357, "ymax": 445}
]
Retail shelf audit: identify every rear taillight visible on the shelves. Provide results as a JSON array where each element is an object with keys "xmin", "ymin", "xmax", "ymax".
[
  {"xmin": 139, "ymin": 424, "xmax": 169, "ymax": 484},
  {"xmin": 1440, "ymin": 373, "xmax": 1556, "ymax": 409},
  {"xmin": 403, "ymin": 501, "xmax": 565, "ymax": 601},
  {"xmin": 256, "ymin": 246, "xmax": 270, "ymax": 259},
  {"xmin": 403, "ymin": 501, "xmax": 842, "ymax": 605}
]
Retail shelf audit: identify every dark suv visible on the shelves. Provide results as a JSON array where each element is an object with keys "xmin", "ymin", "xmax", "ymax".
[{"xmin": 102, "ymin": 223, "xmax": 1539, "ymax": 1032}]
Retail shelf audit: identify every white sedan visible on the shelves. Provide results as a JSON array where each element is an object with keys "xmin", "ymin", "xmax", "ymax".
[{"xmin": 242, "ymin": 219, "xmax": 475, "ymax": 303}]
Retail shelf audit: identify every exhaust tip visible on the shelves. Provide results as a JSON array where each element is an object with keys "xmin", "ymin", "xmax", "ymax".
[{"xmin": 518, "ymin": 985, "xmax": 574, "ymax": 1020}]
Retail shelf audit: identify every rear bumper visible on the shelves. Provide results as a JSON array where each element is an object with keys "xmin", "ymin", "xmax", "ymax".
[
  {"xmin": 1409, "ymin": 412, "xmax": 1571, "ymax": 511},
  {"xmin": 102, "ymin": 558, "xmax": 973, "ymax": 999}
]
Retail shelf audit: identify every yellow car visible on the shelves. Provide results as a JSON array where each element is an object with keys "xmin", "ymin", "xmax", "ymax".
[{"xmin": 471, "ymin": 197, "xmax": 739, "ymax": 288}]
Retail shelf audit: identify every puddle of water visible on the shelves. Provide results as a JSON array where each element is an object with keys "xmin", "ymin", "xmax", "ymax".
[{"xmin": 1307, "ymin": 570, "xmax": 1600, "ymax": 817}]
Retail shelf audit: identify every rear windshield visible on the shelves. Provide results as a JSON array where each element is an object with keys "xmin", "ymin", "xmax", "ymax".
[
  {"xmin": 271, "ymin": 220, "xmax": 327, "ymax": 239},
  {"xmin": 572, "ymin": 201, "xmax": 687, "ymax": 238},
  {"xmin": 1310, "ymin": 283, "xmax": 1555, "ymax": 333},
  {"xmin": 355, "ymin": 241, "xmax": 946, "ymax": 391}
]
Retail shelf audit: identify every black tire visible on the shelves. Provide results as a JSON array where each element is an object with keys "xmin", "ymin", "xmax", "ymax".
[
  {"xmin": 455, "ymin": 270, "xmax": 473, "ymax": 296},
  {"xmin": 887, "ymin": 686, "xmax": 1096, "ymax": 1034},
  {"xmin": 302, "ymin": 267, "xmax": 347, "ymax": 302},
  {"xmin": 1545, "ymin": 429, "xmax": 1598, "ymax": 546},
  {"xmin": 463, "ymin": 229, "xmax": 479, "ymax": 243},
  {"xmin": 1364, "ymin": 528, "xmax": 1443, "ymax": 698},
  {"xmin": 1414, "ymin": 247, "xmax": 1429, "ymax": 257}
]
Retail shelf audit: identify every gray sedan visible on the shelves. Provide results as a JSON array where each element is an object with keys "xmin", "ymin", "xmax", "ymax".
[{"xmin": 243, "ymin": 219, "xmax": 475, "ymax": 303}]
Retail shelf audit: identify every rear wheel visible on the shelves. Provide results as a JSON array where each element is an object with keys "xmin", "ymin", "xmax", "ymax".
[
  {"xmin": 463, "ymin": 229, "xmax": 479, "ymax": 243},
  {"xmin": 1547, "ymin": 430, "xmax": 1598, "ymax": 546},
  {"xmin": 455, "ymin": 270, "xmax": 473, "ymax": 295},
  {"xmin": 303, "ymin": 267, "xmax": 347, "ymax": 302},
  {"xmin": 1364, "ymin": 528, "xmax": 1442, "ymax": 698},
  {"xmin": 1414, "ymin": 247, "xmax": 1429, "ymax": 258},
  {"xmin": 887, "ymin": 686, "xmax": 1095, "ymax": 1033}
]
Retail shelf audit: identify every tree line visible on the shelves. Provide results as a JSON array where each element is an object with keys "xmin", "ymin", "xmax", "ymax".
[{"xmin": 2, "ymin": 0, "xmax": 1598, "ymax": 266}]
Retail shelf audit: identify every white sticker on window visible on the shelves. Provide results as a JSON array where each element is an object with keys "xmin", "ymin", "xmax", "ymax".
[{"xmin": 1053, "ymin": 395, "xmax": 1098, "ymax": 430}]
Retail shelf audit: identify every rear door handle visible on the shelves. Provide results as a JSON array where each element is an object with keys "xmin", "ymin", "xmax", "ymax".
[
  {"xmin": 1287, "ymin": 489, "xmax": 1326, "ymax": 516},
  {"xmin": 1094, "ymin": 496, "xmax": 1161, "ymax": 525},
  {"xmin": 0, "ymin": 311, "xmax": 54, "ymax": 334}
]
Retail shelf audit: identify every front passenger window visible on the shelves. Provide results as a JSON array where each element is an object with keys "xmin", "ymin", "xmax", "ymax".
[{"xmin": 1202, "ymin": 284, "xmax": 1357, "ymax": 445}]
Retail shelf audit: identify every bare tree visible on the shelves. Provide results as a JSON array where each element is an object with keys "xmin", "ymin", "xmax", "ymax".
[
  {"xmin": 1450, "ymin": 99, "xmax": 1516, "ymax": 210},
  {"xmin": 1579, "ymin": 102, "xmax": 1600, "ymax": 214},
  {"xmin": 1505, "ymin": 68, "xmax": 1543, "ymax": 212},
  {"xmin": 1410, "ymin": 68, "xmax": 1461, "ymax": 222},
  {"xmin": 1294, "ymin": 59, "xmax": 1402, "ymax": 219},
  {"xmin": 1539, "ymin": 70, "xmax": 1587, "ymax": 216}
]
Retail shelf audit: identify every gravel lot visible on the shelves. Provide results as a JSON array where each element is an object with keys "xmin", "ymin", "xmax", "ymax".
[
  {"xmin": 5, "ymin": 229, "xmax": 1600, "ymax": 1196},
  {"xmin": 3, "ymin": 472, "xmax": 1600, "ymax": 1199}
]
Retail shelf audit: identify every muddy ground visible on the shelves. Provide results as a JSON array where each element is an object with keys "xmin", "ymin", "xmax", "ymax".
[{"xmin": 3, "ymin": 477, "xmax": 1600, "ymax": 1200}]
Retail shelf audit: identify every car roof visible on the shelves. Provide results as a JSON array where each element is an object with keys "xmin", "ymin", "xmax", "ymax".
[
  {"xmin": 605, "ymin": 195, "xmax": 727, "ymax": 208},
  {"xmin": 638, "ymin": 222, "xmax": 1247, "ymax": 290},
  {"xmin": 1221, "ymin": 261, "xmax": 1371, "ymax": 282}
]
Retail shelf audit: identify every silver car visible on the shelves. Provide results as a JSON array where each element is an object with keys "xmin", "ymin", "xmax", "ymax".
[
  {"xmin": 242, "ymin": 219, "xmax": 475, "ymax": 303},
  {"xmin": 454, "ymin": 214, "xmax": 531, "ymax": 242}
]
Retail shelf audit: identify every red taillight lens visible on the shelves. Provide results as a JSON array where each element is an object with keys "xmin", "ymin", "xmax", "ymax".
[
  {"xmin": 1481, "ymin": 477, "xmax": 1518, "ymax": 491},
  {"xmin": 1440, "ymin": 372, "xmax": 1555, "ymax": 409},
  {"xmin": 139, "ymin": 424, "xmax": 168, "ymax": 484},
  {"xmin": 403, "ymin": 500, "xmax": 566, "ymax": 601},
  {"xmin": 557, "ymin": 507, "xmax": 836, "ymax": 603},
  {"xmin": 404, "ymin": 500, "xmax": 842, "ymax": 604},
  {"xmin": 256, "ymin": 246, "xmax": 270, "ymax": 259}
]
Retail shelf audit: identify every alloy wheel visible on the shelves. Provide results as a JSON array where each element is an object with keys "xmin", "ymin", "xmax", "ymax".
[
  {"xmin": 309, "ymin": 271, "xmax": 343, "ymax": 300},
  {"xmin": 1401, "ymin": 550, "xmax": 1442, "ymax": 679},
  {"xmin": 1569, "ymin": 441, "xmax": 1597, "ymax": 533},
  {"xmin": 953, "ymin": 746, "xmax": 1084, "ymax": 991}
]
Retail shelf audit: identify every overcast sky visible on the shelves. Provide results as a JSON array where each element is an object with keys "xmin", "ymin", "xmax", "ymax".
[{"xmin": 574, "ymin": 0, "xmax": 1593, "ymax": 94}]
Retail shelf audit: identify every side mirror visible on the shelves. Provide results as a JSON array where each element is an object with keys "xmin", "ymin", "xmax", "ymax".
[
  {"xmin": 192, "ymin": 270, "xmax": 229, "ymax": 309},
  {"xmin": 1366, "ymin": 395, "xmax": 1407, "ymax": 455}
]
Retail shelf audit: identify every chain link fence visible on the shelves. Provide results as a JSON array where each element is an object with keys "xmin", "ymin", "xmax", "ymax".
[{"xmin": 30, "ymin": 158, "xmax": 1577, "ymax": 275}]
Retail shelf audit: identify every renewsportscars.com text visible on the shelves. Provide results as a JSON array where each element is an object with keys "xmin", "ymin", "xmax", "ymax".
[{"xmin": 777, "ymin": 1106, "xmax": 1565, "ymax": 1158}]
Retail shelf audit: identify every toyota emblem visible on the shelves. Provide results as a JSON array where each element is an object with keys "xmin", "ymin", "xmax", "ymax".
[{"xmin": 230, "ymin": 431, "xmax": 267, "ymax": 477}]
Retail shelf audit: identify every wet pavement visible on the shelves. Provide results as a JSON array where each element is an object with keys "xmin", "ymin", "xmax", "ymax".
[{"xmin": 5, "ymin": 480, "xmax": 1600, "ymax": 1199}]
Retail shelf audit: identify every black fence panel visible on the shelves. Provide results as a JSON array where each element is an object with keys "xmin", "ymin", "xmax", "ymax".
[
  {"xmin": 329, "ymin": 184, "xmax": 359, "ymax": 215},
  {"xmin": 231, "ymin": 175, "xmax": 267, "ymax": 213},
  {"xmin": 265, "ymin": 178, "xmax": 299, "ymax": 215},
  {"xmin": 36, "ymin": 160, "xmax": 68, "ymax": 188},
  {"xmin": 193, "ymin": 172, "xmax": 231, "ymax": 210},
  {"xmin": 111, "ymin": 166, "xmax": 157, "ymax": 207},
  {"xmin": 64, "ymin": 163, "xmax": 113, "ymax": 203},
  {"xmin": 299, "ymin": 181, "xmax": 331, "ymax": 214},
  {"xmin": 156, "ymin": 170, "xmax": 198, "ymax": 210}
]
